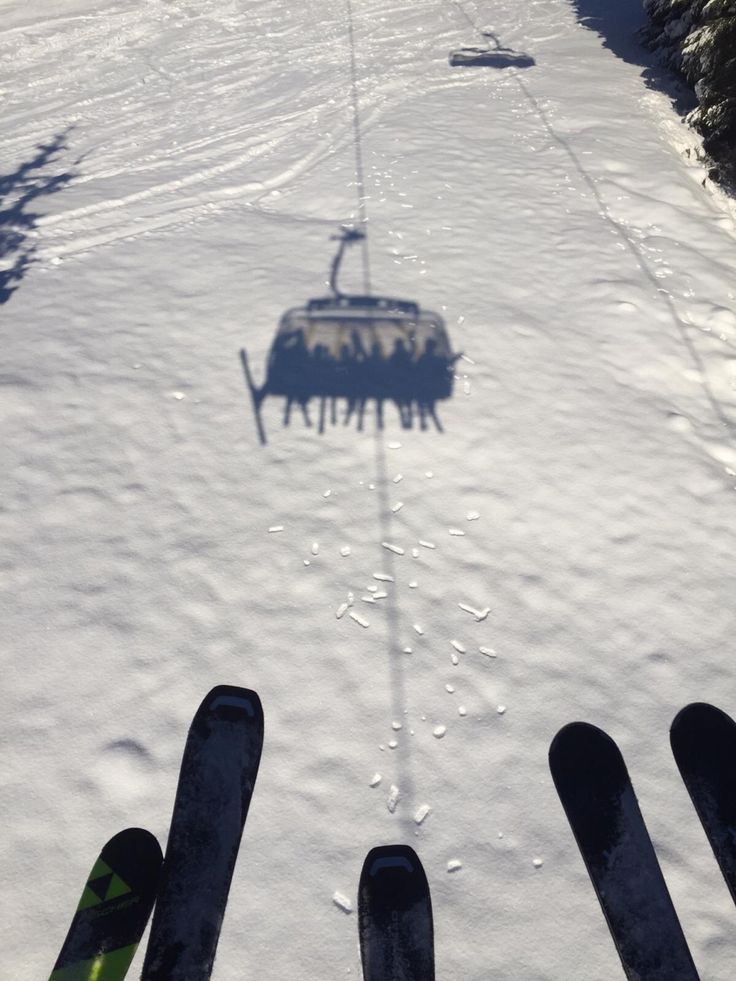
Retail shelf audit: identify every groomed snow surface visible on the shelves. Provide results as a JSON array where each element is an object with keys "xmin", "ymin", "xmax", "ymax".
[{"xmin": 2, "ymin": 0, "xmax": 736, "ymax": 977}]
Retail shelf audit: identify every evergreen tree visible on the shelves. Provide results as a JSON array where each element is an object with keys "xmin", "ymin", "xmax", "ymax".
[{"xmin": 643, "ymin": 0, "xmax": 736, "ymax": 185}]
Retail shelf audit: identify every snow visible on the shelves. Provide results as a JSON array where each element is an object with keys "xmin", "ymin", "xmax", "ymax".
[{"xmin": 2, "ymin": 0, "xmax": 736, "ymax": 978}]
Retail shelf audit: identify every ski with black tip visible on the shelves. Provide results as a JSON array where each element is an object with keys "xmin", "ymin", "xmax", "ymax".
[
  {"xmin": 49, "ymin": 827, "xmax": 162, "ymax": 981},
  {"xmin": 358, "ymin": 844, "xmax": 434, "ymax": 981},
  {"xmin": 671, "ymin": 702, "xmax": 736, "ymax": 905},
  {"xmin": 549, "ymin": 722, "xmax": 699, "ymax": 980},
  {"xmin": 140, "ymin": 685, "xmax": 264, "ymax": 981}
]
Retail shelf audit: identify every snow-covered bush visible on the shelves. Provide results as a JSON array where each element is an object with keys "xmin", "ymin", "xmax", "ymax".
[{"xmin": 643, "ymin": 0, "xmax": 736, "ymax": 185}]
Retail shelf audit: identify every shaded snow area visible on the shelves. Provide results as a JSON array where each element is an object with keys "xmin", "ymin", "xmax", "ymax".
[
  {"xmin": 2, "ymin": 0, "xmax": 736, "ymax": 978},
  {"xmin": 643, "ymin": 0, "xmax": 736, "ymax": 186}
]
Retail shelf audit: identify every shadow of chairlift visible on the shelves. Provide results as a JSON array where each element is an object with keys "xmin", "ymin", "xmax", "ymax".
[
  {"xmin": 241, "ymin": 228, "xmax": 459, "ymax": 445},
  {"xmin": 449, "ymin": 31, "xmax": 535, "ymax": 69}
]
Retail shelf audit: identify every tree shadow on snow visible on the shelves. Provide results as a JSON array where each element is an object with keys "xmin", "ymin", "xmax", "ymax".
[
  {"xmin": 568, "ymin": 0, "xmax": 648, "ymax": 63},
  {"xmin": 0, "ymin": 129, "xmax": 77, "ymax": 305},
  {"xmin": 568, "ymin": 0, "xmax": 697, "ymax": 112}
]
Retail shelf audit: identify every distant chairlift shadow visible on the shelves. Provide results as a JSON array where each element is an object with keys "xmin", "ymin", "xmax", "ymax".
[
  {"xmin": 449, "ymin": 31, "xmax": 535, "ymax": 69},
  {"xmin": 241, "ymin": 228, "xmax": 458, "ymax": 445}
]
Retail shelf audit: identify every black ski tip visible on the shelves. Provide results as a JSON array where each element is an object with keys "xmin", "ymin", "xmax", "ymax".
[
  {"xmin": 359, "ymin": 844, "xmax": 432, "ymax": 919},
  {"xmin": 361, "ymin": 844, "xmax": 426, "ymax": 883},
  {"xmin": 359, "ymin": 845, "xmax": 434, "ymax": 981},
  {"xmin": 671, "ymin": 702, "xmax": 733, "ymax": 761},
  {"xmin": 197, "ymin": 685, "xmax": 264, "ymax": 724},
  {"xmin": 549, "ymin": 721, "xmax": 626, "ymax": 795},
  {"xmin": 105, "ymin": 826, "xmax": 162, "ymax": 855},
  {"xmin": 671, "ymin": 701, "xmax": 736, "ymax": 906},
  {"xmin": 52, "ymin": 827, "xmax": 163, "ymax": 976},
  {"xmin": 188, "ymin": 686, "xmax": 264, "ymax": 750},
  {"xmin": 103, "ymin": 828, "xmax": 163, "ymax": 891},
  {"xmin": 549, "ymin": 722, "xmax": 631, "ymax": 858}
]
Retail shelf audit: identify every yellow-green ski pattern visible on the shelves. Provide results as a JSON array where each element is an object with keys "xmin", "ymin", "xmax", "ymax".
[
  {"xmin": 50, "ymin": 829, "xmax": 162, "ymax": 981},
  {"xmin": 49, "ymin": 943, "xmax": 137, "ymax": 981}
]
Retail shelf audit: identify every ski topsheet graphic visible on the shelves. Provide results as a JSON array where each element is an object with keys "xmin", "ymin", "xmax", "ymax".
[
  {"xmin": 671, "ymin": 702, "xmax": 736, "ymax": 905},
  {"xmin": 49, "ymin": 827, "xmax": 162, "ymax": 981},
  {"xmin": 550, "ymin": 722, "xmax": 699, "ymax": 981},
  {"xmin": 140, "ymin": 685, "xmax": 264, "ymax": 981},
  {"xmin": 358, "ymin": 844, "xmax": 435, "ymax": 981}
]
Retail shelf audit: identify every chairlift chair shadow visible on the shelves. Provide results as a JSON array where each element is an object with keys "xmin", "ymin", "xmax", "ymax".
[
  {"xmin": 241, "ymin": 229, "xmax": 458, "ymax": 444},
  {"xmin": 449, "ymin": 30, "xmax": 535, "ymax": 69}
]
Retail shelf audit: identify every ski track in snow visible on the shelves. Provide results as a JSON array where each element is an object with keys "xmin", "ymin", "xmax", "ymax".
[
  {"xmin": 3, "ymin": 0, "xmax": 736, "ymax": 979},
  {"xmin": 2, "ymin": 0, "xmax": 484, "ymax": 261}
]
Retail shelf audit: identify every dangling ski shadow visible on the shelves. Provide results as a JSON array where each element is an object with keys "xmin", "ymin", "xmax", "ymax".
[
  {"xmin": 241, "ymin": 229, "xmax": 460, "ymax": 445},
  {"xmin": 450, "ymin": 31, "xmax": 535, "ymax": 69}
]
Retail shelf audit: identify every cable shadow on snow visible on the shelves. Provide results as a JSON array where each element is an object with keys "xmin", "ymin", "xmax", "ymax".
[
  {"xmin": 519, "ymin": 80, "xmax": 736, "ymax": 445},
  {"xmin": 373, "ymin": 437, "xmax": 417, "ymax": 839},
  {"xmin": 0, "ymin": 130, "xmax": 77, "ymax": 305},
  {"xmin": 454, "ymin": 4, "xmax": 734, "ymax": 446}
]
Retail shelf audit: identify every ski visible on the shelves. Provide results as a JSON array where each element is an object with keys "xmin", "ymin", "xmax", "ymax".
[
  {"xmin": 671, "ymin": 702, "xmax": 736, "ymax": 905},
  {"xmin": 49, "ymin": 827, "xmax": 162, "ymax": 981},
  {"xmin": 358, "ymin": 844, "xmax": 434, "ymax": 981},
  {"xmin": 140, "ymin": 685, "xmax": 264, "ymax": 981},
  {"xmin": 549, "ymin": 722, "xmax": 699, "ymax": 980}
]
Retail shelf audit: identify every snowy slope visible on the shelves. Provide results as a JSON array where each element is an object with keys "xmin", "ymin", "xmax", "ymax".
[{"xmin": 2, "ymin": 0, "xmax": 736, "ymax": 978}]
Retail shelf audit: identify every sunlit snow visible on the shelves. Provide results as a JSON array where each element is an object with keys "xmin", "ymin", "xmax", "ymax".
[{"xmin": 2, "ymin": 0, "xmax": 736, "ymax": 978}]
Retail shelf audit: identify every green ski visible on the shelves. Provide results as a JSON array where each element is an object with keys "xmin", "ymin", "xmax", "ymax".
[{"xmin": 50, "ymin": 827, "xmax": 163, "ymax": 981}]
